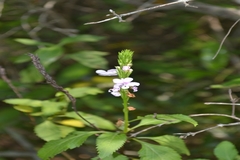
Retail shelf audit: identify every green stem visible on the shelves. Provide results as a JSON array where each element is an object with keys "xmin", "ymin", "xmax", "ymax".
[{"xmin": 122, "ymin": 90, "xmax": 129, "ymax": 133}]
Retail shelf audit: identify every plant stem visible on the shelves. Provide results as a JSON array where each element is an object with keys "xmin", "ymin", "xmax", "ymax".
[{"xmin": 122, "ymin": 91, "xmax": 129, "ymax": 133}]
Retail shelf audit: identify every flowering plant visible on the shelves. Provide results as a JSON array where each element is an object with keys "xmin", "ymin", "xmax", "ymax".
[{"xmin": 31, "ymin": 49, "xmax": 197, "ymax": 159}]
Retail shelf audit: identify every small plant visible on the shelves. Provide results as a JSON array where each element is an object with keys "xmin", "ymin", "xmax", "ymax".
[{"xmin": 19, "ymin": 49, "xmax": 195, "ymax": 160}]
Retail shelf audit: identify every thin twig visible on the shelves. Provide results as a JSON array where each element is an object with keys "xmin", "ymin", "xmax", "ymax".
[
  {"xmin": 205, "ymin": 102, "xmax": 240, "ymax": 106},
  {"xmin": 174, "ymin": 122, "xmax": 240, "ymax": 138},
  {"xmin": 28, "ymin": 53, "xmax": 100, "ymax": 130},
  {"xmin": 0, "ymin": 0, "xmax": 5, "ymax": 18},
  {"xmin": 190, "ymin": 113, "xmax": 240, "ymax": 121},
  {"xmin": 0, "ymin": 66, "xmax": 22, "ymax": 98},
  {"xmin": 130, "ymin": 124, "xmax": 164, "ymax": 137},
  {"xmin": 228, "ymin": 88, "xmax": 238, "ymax": 116},
  {"xmin": 212, "ymin": 18, "xmax": 240, "ymax": 59},
  {"xmin": 84, "ymin": 0, "xmax": 197, "ymax": 25}
]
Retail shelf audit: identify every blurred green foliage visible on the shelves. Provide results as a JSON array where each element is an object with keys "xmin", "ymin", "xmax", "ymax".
[{"xmin": 1, "ymin": 0, "xmax": 240, "ymax": 159}]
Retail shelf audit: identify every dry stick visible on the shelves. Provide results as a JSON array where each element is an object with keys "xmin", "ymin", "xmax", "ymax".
[
  {"xmin": 175, "ymin": 122, "xmax": 240, "ymax": 138},
  {"xmin": 190, "ymin": 113, "xmax": 240, "ymax": 121},
  {"xmin": 228, "ymin": 88, "xmax": 238, "ymax": 116},
  {"xmin": 27, "ymin": 53, "xmax": 100, "ymax": 130},
  {"xmin": 84, "ymin": 0, "xmax": 197, "ymax": 25},
  {"xmin": 212, "ymin": 18, "xmax": 240, "ymax": 59},
  {"xmin": 0, "ymin": 66, "xmax": 22, "ymax": 98},
  {"xmin": 205, "ymin": 102, "xmax": 240, "ymax": 106}
]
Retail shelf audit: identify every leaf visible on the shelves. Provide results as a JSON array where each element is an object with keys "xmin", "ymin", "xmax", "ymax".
[
  {"xmin": 35, "ymin": 45, "xmax": 63, "ymax": 66},
  {"xmin": 136, "ymin": 140, "xmax": 181, "ymax": 160},
  {"xmin": 145, "ymin": 135, "xmax": 190, "ymax": 155},
  {"xmin": 132, "ymin": 114, "xmax": 197, "ymax": 130},
  {"xmin": 34, "ymin": 121, "xmax": 75, "ymax": 141},
  {"xmin": 210, "ymin": 78, "xmax": 240, "ymax": 88},
  {"xmin": 56, "ymin": 119, "xmax": 85, "ymax": 128},
  {"xmin": 92, "ymin": 153, "xmax": 128, "ymax": 160},
  {"xmin": 67, "ymin": 51, "xmax": 108, "ymax": 68},
  {"xmin": 13, "ymin": 105, "xmax": 33, "ymax": 113},
  {"xmin": 96, "ymin": 132, "xmax": 127, "ymax": 159},
  {"xmin": 4, "ymin": 98, "xmax": 43, "ymax": 107},
  {"xmin": 41, "ymin": 101, "xmax": 68, "ymax": 116},
  {"xmin": 38, "ymin": 131, "xmax": 98, "ymax": 160},
  {"xmin": 15, "ymin": 38, "xmax": 52, "ymax": 46},
  {"xmin": 65, "ymin": 112, "xmax": 116, "ymax": 130},
  {"xmin": 214, "ymin": 141, "xmax": 238, "ymax": 160},
  {"xmin": 68, "ymin": 87, "xmax": 103, "ymax": 98},
  {"xmin": 59, "ymin": 34, "xmax": 105, "ymax": 46},
  {"xmin": 19, "ymin": 66, "xmax": 44, "ymax": 83}
]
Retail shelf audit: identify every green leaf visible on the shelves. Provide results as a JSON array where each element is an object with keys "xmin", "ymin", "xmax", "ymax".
[
  {"xmin": 92, "ymin": 153, "xmax": 128, "ymax": 160},
  {"xmin": 35, "ymin": 45, "xmax": 63, "ymax": 66},
  {"xmin": 15, "ymin": 38, "xmax": 52, "ymax": 46},
  {"xmin": 68, "ymin": 87, "xmax": 103, "ymax": 98},
  {"xmin": 19, "ymin": 66, "xmax": 44, "ymax": 83},
  {"xmin": 38, "ymin": 131, "xmax": 98, "ymax": 160},
  {"xmin": 136, "ymin": 140, "xmax": 181, "ymax": 160},
  {"xmin": 66, "ymin": 51, "xmax": 108, "ymax": 68},
  {"xmin": 41, "ymin": 101, "xmax": 68, "ymax": 115},
  {"xmin": 214, "ymin": 141, "xmax": 238, "ymax": 160},
  {"xmin": 210, "ymin": 78, "xmax": 240, "ymax": 88},
  {"xmin": 4, "ymin": 98, "xmax": 43, "ymax": 107},
  {"xmin": 59, "ymin": 34, "xmax": 105, "ymax": 46},
  {"xmin": 97, "ymin": 132, "xmax": 127, "ymax": 159},
  {"xmin": 13, "ymin": 105, "xmax": 33, "ymax": 113},
  {"xmin": 132, "ymin": 114, "xmax": 197, "ymax": 130},
  {"xmin": 65, "ymin": 112, "xmax": 116, "ymax": 130},
  {"xmin": 144, "ymin": 135, "xmax": 190, "ymax": 155},
  {"xmin": 34, "ymin": 121, "xmax": 75, "ymax": 141}
]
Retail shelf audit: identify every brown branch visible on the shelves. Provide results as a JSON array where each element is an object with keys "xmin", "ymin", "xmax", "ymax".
[
  {"xmin": 0, "ymin": 66, "xmax": 22, "ymax": 98},
  {"xmin": 27, "ymin": 53, "xmax": 100, "ymax": 130}
]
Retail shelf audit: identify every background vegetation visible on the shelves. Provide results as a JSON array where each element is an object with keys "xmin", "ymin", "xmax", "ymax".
[{"xmin": 0, "ymin": 0, "xmax": 240, "ymax": 159}]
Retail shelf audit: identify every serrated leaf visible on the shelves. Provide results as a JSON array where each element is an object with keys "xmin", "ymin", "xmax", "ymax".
[
  {"xmin": 136, "ymin": 140, "xmax": 181, "ymax": 160},
  {"xmin": 38, "ymin": 131, "xmax": 98, "ymax": 160},
  {"xmin": 68, "ymin": 87, "xmax": 103, "ymax": 98},
  {"xmin": 34, "ymin": 121, "xmax": 75, "ymax": 141},
  {"xmin": 214, "ymin": 141, "xmax": 238, "ymax": 160},
  {"xmin": 97, "ymin": 132, "xmax": 127, "ymax": 159},
  {"xmin": 59, "ymin": 34, "xmax": 105, "ymax": 46},
  {"xmin": 15, "ymin": 38, "xmax": 52, "ymax": 46},
  {"xmin": 67, "ymin": 51, "xmax": 108, "ymax": 68},
  {"xmin": 210, "ymin": 78, "xmax": 240, "ymax": 88},
  {"xmin": 4, "ymin": 98, "xmax": 43, "ymax": 107},
  {"xmin": 35, "ymin": 45, "xmax": 63, "ymax": 66},
  {"xmin": 144, "ymin": 135, "xmax": 190, "ymax": 155},
  {"xmin": 65, "ymin": 111, "xmax": 116, "ymax": 130},
  {"xmin": 132, "ymin": 114, "xmax": 197, "ymax": 130}
]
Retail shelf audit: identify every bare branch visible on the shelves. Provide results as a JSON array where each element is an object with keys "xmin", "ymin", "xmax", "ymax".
[
  {"xmin": 174, "ymin": 122, "xmax": 240, "ymax": 138},
  {"xmin": 190, "ymin": 113, "xmax": 240, "ymax": 121},
  {"xmin": 212, "ymin": 18, "xmax": 240, "ymax": 59},
  {"xmin": 0, "ymin": 66, "xmax": 22, "ymax": 98},
  {"xmin": 205, "ymin": 102, "xmax": 240, "ymax": 106},
  {"xmin": 84, "ymin": 0, "xmax": 197, "ymax": 25},
  {"xmin": 0, "ymin": 0, "xmax": 5, "ymax": 18},
  {"xmin": 28, "ymin": 53, "xmax": 100, "ymax": 131}
]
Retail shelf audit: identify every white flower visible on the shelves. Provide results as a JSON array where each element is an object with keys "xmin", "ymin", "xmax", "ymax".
[{"xmin": 96, "ymin": 69, "xmax": 117, "ymax": 76}]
